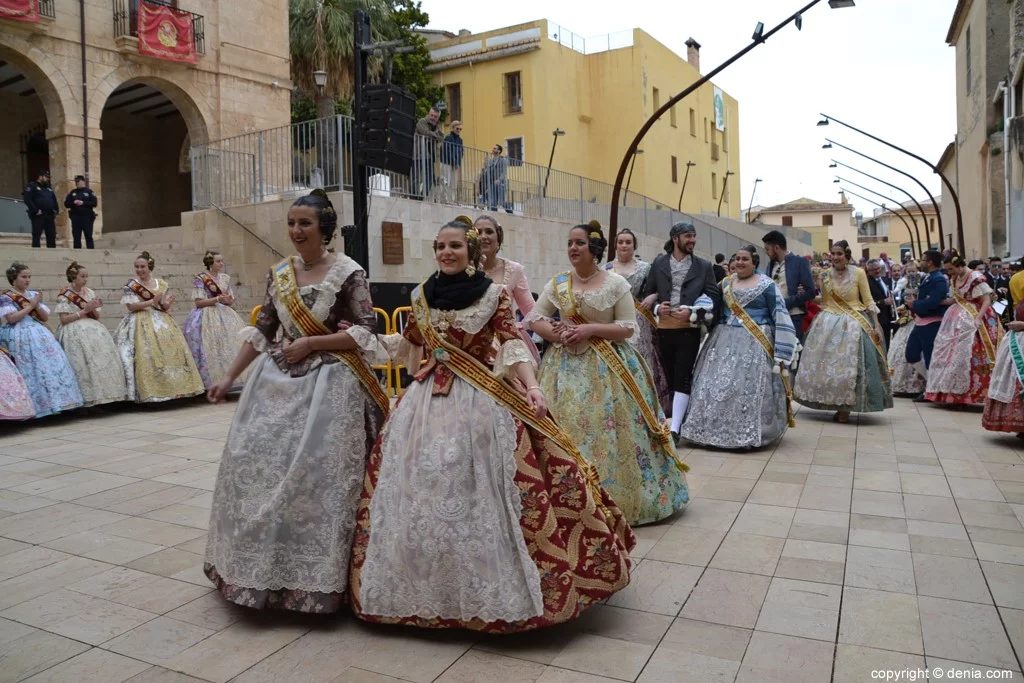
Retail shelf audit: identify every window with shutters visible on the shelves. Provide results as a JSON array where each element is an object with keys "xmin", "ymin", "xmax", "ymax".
[
  {"xmin": 503, "ymin": 71, "xmax": 523, "ymax": 114},
  {"xmin": 712, "ymin": 172, "xmax": 718, "ymax": 198},
  {"xmin": 689, "ymin": 108, "xmax": 696, "ymax": 136},
  {"xmin": 445, "ymin": 83, "xmax": 462, "ymax": 122},
  {"xmin": 823, "ymin": 214, "xmax": 833, "ymax": 226},
  {"xmin": 670, "ymin": 105, "xmax": 677, "ymax": 128},
  {"xmin": 653, "ymin": 87, "xmax": 660, "ymax": 111},
  {"xmin": 671, "ymin": 156, "xmax": 678, "ymax": 183},
  {"xmin": 505, "ymin": 136, "xmax": 524, "ymax": 166},
  {"xmin": 782, "ymin": 216, "xmax": 794, "ymax": 227}
]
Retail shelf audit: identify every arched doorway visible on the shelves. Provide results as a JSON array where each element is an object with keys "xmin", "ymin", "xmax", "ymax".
[
  {"xmin": 99, "ymin": 78, "xmax": 207, "ymax": 232},
  {"xmin": 0, "ymin": 61, "xmax": 52, "ymax": 232}
]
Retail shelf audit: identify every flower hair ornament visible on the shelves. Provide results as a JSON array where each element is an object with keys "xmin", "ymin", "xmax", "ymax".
[{"xmin": 310, "ymin": 188, "xmax": 336, "ymax": 216}]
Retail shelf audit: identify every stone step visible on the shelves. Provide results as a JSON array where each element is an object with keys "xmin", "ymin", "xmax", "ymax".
[{"xmin": 97, "ymin": 225, "xmax": 186, "ymax": 251}]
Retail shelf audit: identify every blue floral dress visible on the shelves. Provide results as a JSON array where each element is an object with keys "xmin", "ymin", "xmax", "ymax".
[{"xmin": 0, "ymin": 291, "xmax": 83, "ymax": 417}]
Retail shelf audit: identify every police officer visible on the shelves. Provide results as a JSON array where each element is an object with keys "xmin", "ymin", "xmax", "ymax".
[
  {"xmin": 23, "ymin": 170, "xmax": 59, "ymax": 248},
  {"xmin": 64, "ymin": 175, "xmax": 98, "ymax": 249}
]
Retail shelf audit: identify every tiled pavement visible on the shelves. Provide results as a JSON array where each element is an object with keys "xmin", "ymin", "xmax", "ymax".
[{"xmin": 0, "ymin": 398, "xmax": 1023, "ymax": 682}]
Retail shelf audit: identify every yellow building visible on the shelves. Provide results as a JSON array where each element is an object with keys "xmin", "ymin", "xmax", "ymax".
[
  {"xmin": 858, "ymin": 200, "xmax": 942, "ymax": 261},
  {"xmin": 750, "ymin": 196, "xmax": 856, "ymax": 258},
  {"xmin": 424, "ymin": 21, "xmax": 742, "ymax": 218}
]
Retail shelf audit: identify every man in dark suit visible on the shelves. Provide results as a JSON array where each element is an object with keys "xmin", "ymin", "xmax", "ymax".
[
  {"xmin": 866, "ymin": 259, "xmax": 895, "ymax": 348},
  {"xmin": 23, "ymin": 169, "xmax": 59, "ymax": 248},
  {"xmin": 906, "ymin": 250, "xmax": 950, "ymax": 402},
  {"xmin": 641, "ymin": 220, "xmax": 722, "ymax": 441},
  {"xmin": 713, "ymin": 253, "xmax": 727, "ymax": 282},
  {"xmin": 761, "ymin": 230, "xmax": 815, "ymax": 343}
]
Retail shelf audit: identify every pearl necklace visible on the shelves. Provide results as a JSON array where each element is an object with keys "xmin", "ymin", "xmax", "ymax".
[
  {"xmin": 574, "ymin": 269, "xmax": 600, "ymax": 283},
  {"xmin": 299, "ymin": 250, "xmax": 327, "ymax": 271}
]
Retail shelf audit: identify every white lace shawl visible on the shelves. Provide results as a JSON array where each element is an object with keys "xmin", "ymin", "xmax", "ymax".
[{"xmin": 524, "ymin": 271, "xmax": 637, "ymax": 329}]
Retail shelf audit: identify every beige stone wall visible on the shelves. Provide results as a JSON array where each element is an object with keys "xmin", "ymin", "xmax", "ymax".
[{"xmin": 0, "ymin": 91, "xmax": 47, "ymax": 199}]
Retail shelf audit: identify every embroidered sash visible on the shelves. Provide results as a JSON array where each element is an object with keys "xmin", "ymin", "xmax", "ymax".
[
  {"xmin": 633, "ymin": 297, "xmax": 658, "ymax": 328},
  {"xmin": 822, "ymin": 272, "xmax": 890, "ymax": 375},
  {"xmin": 1010, "ymin": 333, "xmax": 1024, "ymax": 399},
  {"xmin": 723, "ymin": 279, "xmax": 796, "ymax": 428},
  {"xmin": 271, "ymin": 258, "xmax": 390, "ymax": 416},
  {"xmin": 0, "ymin": 345, "xmax": 12, "ymax": 362},
  {"xmin": 2, "ymin": 290, "xmax": 43, "ymax": 321},
  {"xmin": 59, "ymin": 287, "xmax": 89, "ymax": 310},
  {"xmin": 412, "ymin": 286, "xmax": 621, "ymax": 511},
  {"xmin": 951, "ymin": 277, "xmax": 999, "ymax": 365},
  {"xmin": 197, "ymin": 272, "xmax": 223, "ymax": 297},
  {"xmin": 126, "ymin": 279, "xmax": 155, "ymax": 301},
  {"xmin": 551, "ymin": 273, "xmax": 685, "ymax": 469}
]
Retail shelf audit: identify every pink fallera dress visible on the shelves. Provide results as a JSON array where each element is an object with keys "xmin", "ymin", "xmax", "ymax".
[
  {"xmin": 0, "ymin": 347, "xmax": 35, "ymax": 420},
  {"xmin": 489, "ymin": 258, "xmax": 541, "ymax": 365}
]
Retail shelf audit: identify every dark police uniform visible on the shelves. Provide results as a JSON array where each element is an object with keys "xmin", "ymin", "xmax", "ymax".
[
  {"xmin": 23, "ymin": 180, "xmax": 59, "ymax": 248},
  {"xmin": 64, "ymin": 186, "xmax": 98, "ymax": 249}
]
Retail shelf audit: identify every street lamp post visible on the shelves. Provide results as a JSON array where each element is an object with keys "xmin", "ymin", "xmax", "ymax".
[
  {"xmin": 747, "ymin": 177, "xmax": 762, "ymax": 223},
  {"xmin": 819, "ymin": 113, "xmax": 963, "ymax": 254},
  {"xmin": 607, "ymin": 0, "xmax": 856, "ymax": 252},
  {"xmin": 831, "ymin": 159, "xmax": 929, "ymax": 254},
  {"xmin": 542, "ymin": 129, "xmax": 566, "ymax": 198},
  {"xmin": 622, "ymin": 149, "xmax": 644, "ymax": 206},
  {"xmin": 835, "ymin": 175, "xmax": 922, "ymax": 257},
  {"xmin": 825, "ymin": 137, "xmax": 945, "ymax": 252},
  {"xmin": 677, "ymin": 161, "xmax": 697, "ymax": 211},
  {"xmin": 718, "ymin": 170, "xmax": 735, "ymax": 217},
  {"xmin": 839, "ymin": 187, "xmax": 917, "ymax": 256}
]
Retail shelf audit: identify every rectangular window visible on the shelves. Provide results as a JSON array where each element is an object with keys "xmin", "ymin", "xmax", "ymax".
[
  {"xmin": 930, "ymin": 218, "xmax": 935, "ymax": 233},
  {"xmin": 653, "ymin": 87, "xmax": 660, "ymax": 111},
  {"xmin": 671, "ymin": 156, "xmax": 678, "ymax": 183},
  {"xmin": 704, "ymin": 117, "xmax": 709, "ymax": 142},
  {"xmin": 722, "ymin": 126, "xmax": 728, "ymax": 152},
  {"xmin": 782, "ymin": 215, "xmax": 794, "ymax": 227},
  {"xmin": 712, "ymin": 172, "xmax": 718, "ymax": 198},
  {"xmin": 445, "ymin": 83, "xmax": 462, "ymax": 123},
  {"xmin": 503, "ymin": 71, "xmax": 523, "ymax": 114},
  {"xmin": 823, "ymin": 214, "xmax": 834, "ymax": 226},
  {"xmin": 505, "ymin": 136, "xmax": 524, "ymax": 166},
  {"xmin": 689, "ymin": 108, "xmax": 696, "ymax": 136},
  {"xmin": 670, "ymin": 105, "xmax": 677, "ymax": 128},
  {"xmin": 965, "ymin": 25, "xmax": 972, "ymax": 95}
]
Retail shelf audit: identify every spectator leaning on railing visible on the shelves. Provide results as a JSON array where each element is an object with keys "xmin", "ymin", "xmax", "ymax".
[
  {"xmin": 440, "ymin": 121, "xmax": 464, "ymax": 204},
  {"xmin": 480, "ymin": 144, "xmax": 510, "ymax": 214},
  {"xmin": 413, "ymin": 106, "xmax": 444, "ymax": 200}
]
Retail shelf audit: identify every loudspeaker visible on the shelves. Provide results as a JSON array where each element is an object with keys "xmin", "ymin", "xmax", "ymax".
[{"xmin": 357, "ymin": 84, "xmax": 418, "ymax": 175}]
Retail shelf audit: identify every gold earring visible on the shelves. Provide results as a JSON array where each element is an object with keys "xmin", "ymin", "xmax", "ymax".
[{"xmin": 465, "ymin": 264, "xmax": 476, "ymax": 276}]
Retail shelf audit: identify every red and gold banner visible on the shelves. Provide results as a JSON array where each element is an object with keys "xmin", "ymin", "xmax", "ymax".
[
  {"xmin": 0, "ymin": 0, "xmax": 39, "ymax": 23},
  {"xmin": 137, "ymin": 0, "xmax": 197, "ymax": 64}
]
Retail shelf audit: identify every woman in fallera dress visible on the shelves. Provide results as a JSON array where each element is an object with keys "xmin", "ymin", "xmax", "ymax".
[
  {"xmin": 680, "ymin": 246, "xmax": 798, "ymax": 449},
  {"xmin": 350, "ymin": 216, "xmax": 633, "ymax": 633},
  {"xmin": 606, "ymin": 228, "xmax": 671, "ymax": 415},
  {"xmin": 55, "ymin": 262, "xmax": 128, "ymax": 407},
  {"xmin": 926, "ymin": 254, "xmax": 1003, "ymax": 405},
  {"xmin": 888, "ymin": 266, "xmax": 927, "ymax": 396},
  {"xmin": 794, "ymin": 241, "xmax": 893, "ymax": 423},
  {"xmin": 183, "ymin": 250, "xmax": 247, "ymax": 391},
  {"xmin": 476, "ymin": 214, "xmax": 541, "ymax": 365},
  {"xmin": 983, "ymin": 301, "xmax": 1024, "ymax": 436},
  {"xmin": 526, "ymin": 221, "xmax": 689, "ymax": 526},
  {"xmin": 113, "ymin": 251, "xmax": 205, "ymax": 403},
  {"xmin": 0, "ymin": 263, "xmax": 83, "ymax": 418},
  {"xmin": 205, "ymin": 190, "xmax": 390, "ymax": 613},
  {"xmin": 0, "ymin": 346, "xmax": 36, "ymax": 420}
]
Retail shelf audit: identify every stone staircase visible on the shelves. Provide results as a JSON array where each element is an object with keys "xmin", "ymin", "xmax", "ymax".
[{"xmin": 1, "ymin": 230, "xmax": 264, "ymax": 334}]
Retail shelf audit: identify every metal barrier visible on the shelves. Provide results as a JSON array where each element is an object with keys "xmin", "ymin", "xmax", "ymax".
[{"xmin": 249, "ymin": 305, "xmax": 261, "ymax": 326}]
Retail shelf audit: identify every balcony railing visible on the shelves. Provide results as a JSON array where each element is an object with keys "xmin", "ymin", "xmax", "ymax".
[
  {"xmin": 113, "ymin": 0, "xmax": 205, "ymax": 55},
  {"xmin": 39, "ymin": 0, "xmax": 54, "ymax": 18}
]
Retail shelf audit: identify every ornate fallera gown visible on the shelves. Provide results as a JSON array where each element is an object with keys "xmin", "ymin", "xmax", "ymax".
[
  {"xmin": 55, "ymin": 286, "xmax": 128, "ymax": 407},
  {"xmin": 488, "ymin": 257, "xmax": 541, "ymax": 365},
  {"xmin": 0, "ymin": 290, "xmax": 83, "ymax": 417},
  {"xmin": 183, "ymin": 271, "xmax": 247, "ymax": 391},
  {"xmin": 926, "ymin": 270, "xmax": 1003, "ymax": 405},
  {"xmin": 983, "ymin": 302, "xmax": 1024, "ymax": 433},
  {"xmin": 206, "ymin": 256, "xmax": 389, "ymax": 613},
  {"xmin": 0, "ymin": 347, "xmax": 35, "ymax": 420},
  {"xmin": 888, "ymin": 306, "xmax": 927, "ymax": 396},
  {"xmin": 606, "ymin": 258, "xmax": 671, "ymax": 415},
  {"xmin": 113, "ymin": 278, "xmax": 205, "ymax": 402},
  {"xmin": 350, "ymin": 282, "xmax": 634, "ymax": 632},
  {"xmin": 527, "ymin": 272, "xmax": 689, "ymax": 526},
  {"xmin": 680, "ymin": 274, "xmax": 798, "ymax": 449},
  {"xmin": 794, "ymin": 267, "xmax": 893, "ymax": 414}
]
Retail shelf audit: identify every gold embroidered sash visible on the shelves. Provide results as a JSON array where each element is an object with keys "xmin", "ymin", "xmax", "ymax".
[
  {"xmin": 634, "ymin": 297, "xmax": 658, "ymax": 328},
  {"xmin": 271, "ymin": 258, "xmax": 390, "ymax": 416},
  {"xmin": 822, "ymin": 272, "xmax": 890, "ymax": 375},
  {"xmin": 951, "ymin": 278, "xmax": 999, "ymax": 365},
  {"xmin": 723, "ymin": 279, "xmax": 796, "ymax": 428},
  {"xmin": 412, "ymin": 286, "xmax": 618, "ymax": 509},
  {"xmin": 59, "ymin": 287, "xmax": 89, "ymax": 310},
  {"xmin": 197, "ymin": 272, "xmax": 223, "ymax": 297},
  {"xmin": 2, "ymin": 290, "xmax": 42, "ymax": 321},
  {"xmin": 551, "ymin": 273, "xmax": 685, "ymax": 470},
  {"xmin": 126, "ymin": 279, "xmax": 155, "ymax": 301}
]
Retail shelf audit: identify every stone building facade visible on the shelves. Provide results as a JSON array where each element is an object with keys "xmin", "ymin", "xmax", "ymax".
[{"xmin": 0, "ymin": 0, "xmax": 290, "ymax": 240}]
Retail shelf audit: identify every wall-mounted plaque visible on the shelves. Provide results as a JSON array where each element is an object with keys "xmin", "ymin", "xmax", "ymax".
[{"xmin": 382, "ymin": 221, "xmax": 404, "ymax": 265}]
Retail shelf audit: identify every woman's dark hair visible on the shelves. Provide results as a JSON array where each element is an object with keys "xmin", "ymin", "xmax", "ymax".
[
  {"xmin": 434, "ymin": 215, "xmax": 483, "ymax": 267},
  {"xmin": 944, "ymin": 253, "xmax": 965, "ymax": 267},
  {"xmin": 831, "ymin": 240, "xmax": 853, "ymax": 263},
  {"xmin": 572, "ymin": 220, "xmax": 607, "ymax": 262},
  {"xmin": 136, "ymin": 251, "xmax": 155, "ymax": 271},
  {"xmin": 474, "ymin": 215, "xmax": 503, "ymax": 249},
  {"xmin": 290, "ymin": 189, "xmax": 338, "ymax": 243},
  {"xmin": 66, "ymin": 261, "xmax": 84, "ymax": 283},
  {"xmin": 967, "ymin": 259, "xmax": 984, "ymax": 270},
  {"xmin": 737, "ymin": 244, "xmax": 760, "ymax": 269},
  {"xmin": 203, "ymin": 250, "xmax": 220, "ymax": 270},
  {"xmin": 617, "ymin": 228, "xmax": 638, "ymax": 250},
  {"xmin": 6, "ymin": 262, "xmax": 28, "ymax": 285}
]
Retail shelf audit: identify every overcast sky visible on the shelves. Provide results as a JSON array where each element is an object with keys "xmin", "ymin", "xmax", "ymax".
[{"xmin": 423, "ymin": 0, "xmax": 959, "ymax": 219}]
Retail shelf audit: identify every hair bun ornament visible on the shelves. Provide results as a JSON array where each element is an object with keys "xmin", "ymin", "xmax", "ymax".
[
  {"xmin": 453, "ymin": 215, "xmax": 473, "ymax": 226},
  {"xmin": 310, "ymin": 188, "xmax": 329, "ymax": 201},
  {"xmin": 589, "ymin": 231, "xmax": 601, "ymax": 240},
  {"xmin": 587, "ymin": 219, "xmax": 601, "ymax": 229}
]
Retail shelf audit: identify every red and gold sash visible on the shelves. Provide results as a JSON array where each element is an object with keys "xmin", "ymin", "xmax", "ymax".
[
  {"xmin": 2, "ymin": 290, "xmax": 42, "ymax": 321},
  {"xmin": 951, "ymin": 277, "xmax": 1000, "ymax": 365},
  {"xmin": 126, "ymin": 279, "xmax": 155, "ymax": 301},
  {"xmin": 723, "ymin": 278, "xmax": 796, "ymax": 428},
  {"xmin": 59, "ymin": 287, "xmax": 89, "ymax": 310},
  {"xmin": 822, "ymin": 271, "xmax": 890, "ymax": 376},
  {"xmin": 197, "ymin": 272, "xmax": 223, "ymax": 297},
  {"xmin": 550, "ymin": 273, "xmax": 685, "ymax": 471},
  {"xmin": 271, "ymin": 258, "xmax": 390, "ymax": 416},
  {"xmin": 634, "ymin": 297, "xmax": 658, "ymax": 328}
]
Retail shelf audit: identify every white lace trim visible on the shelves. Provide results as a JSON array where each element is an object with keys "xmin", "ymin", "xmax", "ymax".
[
  {"xmin": 414, "ymin": 283, "xmax": 503, "ymax": 334},
  {"xmin": 527, "ymin": 272, "xmax": 632, "ymax": 320},
  {"xmin": 242, "ymin": 326, "xmax": 272, "ymax": 353},
  {"xmin": 614, "ymin": 320, "xmax": 637, "ymax": 330},
  {"xmin": 382, "ymin": 332, "xmax": 423, "ymax": 370},
  {"xmin": 348, "ymin": 326, "xmax": 390, "ymax": 365},
  {"xmin": 493, "ymin": 338, "xmax": 534, "ymax": 376},
  {"xmin": 273, "ymin": 256, "xmax": 362, "ymax": 341}
]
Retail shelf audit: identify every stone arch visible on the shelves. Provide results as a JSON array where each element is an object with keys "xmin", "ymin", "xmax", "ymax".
[
  {"xmin": 0, "ymin": 38, "xmax": 73, "ymax": 135},
  {"xmin": 89, "ymin": 66, "xmax": 212, "ymax": 143}
]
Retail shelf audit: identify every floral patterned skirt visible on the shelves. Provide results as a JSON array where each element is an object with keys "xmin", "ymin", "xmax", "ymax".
[
  {"xmin": 349, "ymin": 374, "xmax": 635, "ymax": 633},
  {"xmin": 538, "ymin": 343, "xmax": 689, "ymax": 526},
  {"xmin": 926, "ymin": 307, "xmax": 1000, "ymax": 405},
  {"xmin": 0, "ymin": 351, "xmax": 35, "ymax": 420},
  {"xmin": 0, "ymin": 319, "xmax": 83, "ymax": 418},
  {"xmin": 183, "ymin": 303, "xmax": 247, "ymax": 391},
  {"xmin": 634, "ymin": 313, "xmax": 672, "ymax": 416},
  {"xmin": 983, "ymin": 331, "xmax": 1024, "ymax": 432},
  {"xmin": 889, "ymin": 323, "xmax": 926, "ymax": 396}
]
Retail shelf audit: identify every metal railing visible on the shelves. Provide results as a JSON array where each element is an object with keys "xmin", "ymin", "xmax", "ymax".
[
  {"xmin": 546, "ymin": 22, "xmax": 634, "ymax": 55},
  {"xmin": 113, "ymin": 0, "xmax": 205, "ymax": 55},
  {"xmin": 190, "ymin": 114, "xmax": 812, "ymax": 250},
  {"xmin": 39, "ymin": 0, "xmax": 55, "ymax": 18}
]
